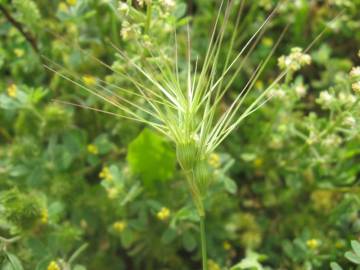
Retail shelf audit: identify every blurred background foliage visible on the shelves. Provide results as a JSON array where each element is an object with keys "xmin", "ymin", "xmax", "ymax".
[{"xmin": 0, "ymin": 0, "xmax": 360, "ymax": 269}]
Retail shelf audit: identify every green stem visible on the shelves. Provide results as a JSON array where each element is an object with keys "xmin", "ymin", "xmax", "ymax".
[
  {"xmin": 145, "ymin": 2, "xmax": 152, "ymax": 34},
  {"xmin": 200, "ymin": 215, "xmax": 208, "ymax": 270}
]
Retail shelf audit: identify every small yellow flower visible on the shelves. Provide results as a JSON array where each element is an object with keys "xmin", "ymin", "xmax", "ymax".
[
  {"xmin": 107, "ymin": 188, "xmax": 119, "ymax": 199},
  {"xmin": 99, "ymin": 166, "xmax": 113, "ymax": 181},
  {"xmin": 82, "ymin": 75, "xmax": 96, "ymax": 86},
  {"xmin": 58, "ymin": 2, "xmax": 68, "ymax": 12},
  {"xmin": 14, "ymin": 48, "xmax": 24, "ymax": 57},
  {"xmin": 223, "ymin": 241, "xmax": 232, "ymax": 251},
  {"xmin": 66, "ymin": 0, "xmax": 77, "ymax": 6},
  {"xmin": 208, "ymin": 153, "xmax": 221, "ymax": 168},
  {"xmin": 47, "ymin": 261, "xmax": 60, "ymax": 270},
  {"xmin": 40, "ymin": 208, "xmax": 49, "ymax": 224},
  {"xmin": 306, "ymin": 239, "xmax": 320, "ymax": 250},
  {"xmin": 87, "ymin": 144, "xmax": 98, "ymax": 155},
  {"xmin": 253, "ymin": 158, "xmax": 263, "ymax": 168},
  {"xmin": 208, "ymin": 260, "xmax": 221, "ymax": 270},
  {"xmin": 113, "ymin": 221, "xmax": 126, "ymax": 233},
  {"xmin": 157, "ymin": 207, "xmax": 170, "ymax": 221},
  {"xmin": 262, "ymin": 37, "xmax": 273, "ymax": 47},
  {"xmin": 335, "ymin": 240, "xmax": 345, "ymax": 249},
  {"xmin": 7, "ymin": 84, "xmax": 17, "ymax": 97},
  {"xmin": 255, "ymin": 80, "xmax": 264, "ymax": 90}
]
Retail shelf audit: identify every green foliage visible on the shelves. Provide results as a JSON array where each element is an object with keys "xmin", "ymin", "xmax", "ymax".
[
  {"xmin": 0, "ymin": 0, "xmax": 360, "ymax": 269},
  {"xmin": 127, "ymin": 128, "xmax": 176, "ymax": 186}
]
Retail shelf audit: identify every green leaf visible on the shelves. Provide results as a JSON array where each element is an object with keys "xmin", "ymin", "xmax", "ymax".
[
  {"xmin": 121, "ymin": 228, "xmax": 135, "ymax": 248},
  {"xmin": 351, "ymin": 240, "xmax": 360, "ymax": 257},
  {"xmin": 330, "ymin": 262, "xmax": 343, "ymax": 270},
  {"xmin": 224, "ymin": 177, "xmax": 237, "ymax": 194},
  {"xmin": 345, "ymin": 251, "xmax": 360, "ymax": 264},
  {"xmin": 182, "ymin": 231, "xmax": 197, "ymax": 252},
  {"xmin": 6, "ymin": 253, "xmax": 24, "ymax": 270},
  {"xmin": 94, "ymin": 134, "xmax": 113, "ymax": 154},
  {"xmin": 73, "ymin": 265, "xmax": 87, "ymax": 270},
  {"xmin": 161, "ymin": 228, "xmax": 177, "ymax": 245},
  {"xmin": 230, "ymin": 250, "xmax": 264, "ymax": 270},
  {"xmin": 127, "ymin": 129, "xmax": 176, "ymax": 186},
  {"xmin": 35, "ymin": 257, "xmax": 51, "ymax": 270},
  {"xmin": 121, "ymin": 183, "xmax": 142, "ymax": 206},
  {"xmin": 173, "ymin": 3, "xmax": 187, "ymax": 18}
]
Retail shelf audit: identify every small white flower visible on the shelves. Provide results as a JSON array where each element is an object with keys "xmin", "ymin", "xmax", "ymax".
[
  {"xmin": 120, "ymin": 21, "xmax": 140, "ymax": 40},
  {"xmin": 338, "ymin": 93, "xmax": 356, "ymax": 105},
  {"xmin": 306, "ymin": 131, "xmax": 318, "ymax": 145},
  {"xmin": 137, "ymin": 0, "xmax": 145, "ymax": 7},
  {"xmin": 352, "ymin": 82, "xmax": 360, "ymax": 94},
  {"xmin": 160, "ymin": 0, "xmax": 175, "ymax": 9},
  {"xmin": 278, "ymin": 47, "xmax": 311, "ymax": 72},
  {"xmin": 118, "ymin": 2, "xmax": 129, "ymax": 13},
  {"xmin": 344, "ymin": 116, "xmax": 356, "ymax": 128},
  {"xmin": 350, "ymin": 67, "xmax": 360, "ymax": 79},
  {"xmin": 269, "ymin": 88, "xmax": 286, "ymax": 100},
  {"xmin": 322, "ymin": 134, "xmax": 342, "ymax": 147},
  {"xmin": 316, "ymin": 90, "xmax": 334, "ymax": 108},
  {"xmin": 295, "ymin": 85, "xmax": 307, "ymax": 97}
]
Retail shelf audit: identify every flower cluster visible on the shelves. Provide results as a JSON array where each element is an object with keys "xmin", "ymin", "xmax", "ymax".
[
  {"xmin": 316, "ymin": 90, "xmax": 335, "ymax": 109},
  {"xmin": 278, "ymin": 47, "xmax": 311, "ymax": 72}
]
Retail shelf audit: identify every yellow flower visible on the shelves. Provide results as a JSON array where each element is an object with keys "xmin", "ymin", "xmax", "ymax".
[
  {"xmin": 99, "ymin": 166, "xmax": 113, "ymax": 181},
  {"xmin": 255, "ymin": 80, "xmax": 264, "ymax": 90},
  {"xmin": 208, "ymin": 260, "xmax": 221, "ymax": 270},
  {"xmin": 82, "ymin": 75, "xmax": 96, "ymax": 86},
  {"xmin": 14, "ymin": 48, "xmax": 24, "ymax": 57},
  {"xmin": 107, "ymin": 188, "xmax": 119, "ymax": 199},
  {"xmin": 113, "ymin": 221, "xmax": 126, "ymax": 233},
  {"xmin": 335, "ymin": 240, "xmax": 345, "ymax": 249},
  {"xmin": 157, "ymin": 207, "xmax": 170, "ymax": 221},
  {"xmin": 58, "ymin": 2, "xmax": 68, "ymax": 12},
  {"xmin": 47, "ymin": 261, "xmax": 60, "ymax": 270},
  {"xmin": 306, "ymin": 239, "xmax": 320, "ymax": 250},
  {"xmin": 262, "ymin": 37, "xmax": 273, "ymax": 47},
  {"xmin": 223, "ymin": 241, "xmax": 232, "ymax": 251},
  {"xmin": 40, "ymin": 208, "xmax": 49, "ymax": 224},
  {"xmin": 87, "ymin": 144, "xmax": 98, "ymax": 155},
  {"xmin": 66, "ymin": 0, "xmax": 77, "ymax": 5},
  {"xmin": 208, "ymin": 153, "xmax": 221, "ymax": 168},
  {"xmin": 253, "ymin": 158, "xmax": 263, "ymax": 168},
  {"xmin": 7, "ymin": 84, "xmax": 17, "ymax": 97}
]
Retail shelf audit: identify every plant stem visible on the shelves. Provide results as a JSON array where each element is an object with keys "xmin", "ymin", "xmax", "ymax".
[
  {"xmin": 200, "ymin": 215, "xmax": 208, "ymax": 270},
  {"xmin": 145, "ymin": 2, "xmax": 152, "ymax": 34}
]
